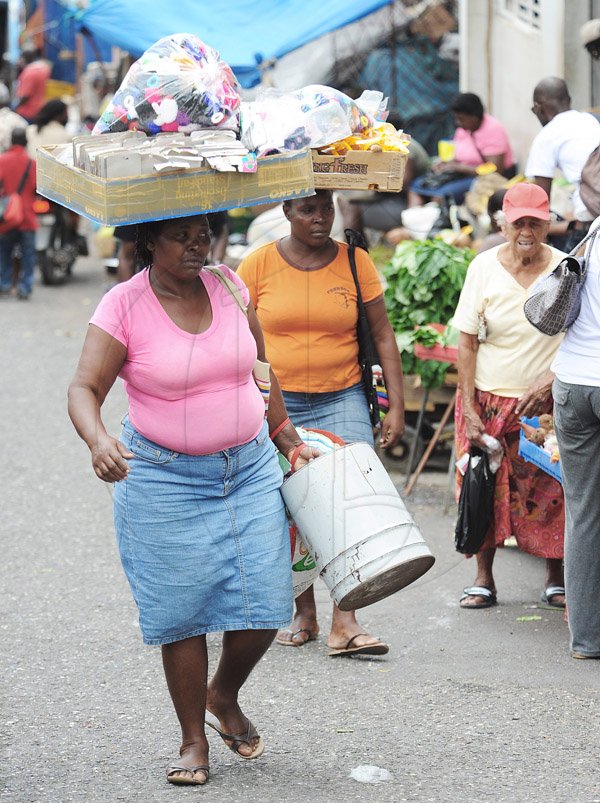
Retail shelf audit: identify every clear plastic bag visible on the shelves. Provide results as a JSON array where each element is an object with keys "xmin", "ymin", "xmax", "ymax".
[
  {"xmin": 456, "ymin": 434, "xmax": 503, "ymax": 476},
  {"xmin": 481, "ymin": 433, "xmax": 503, "ymax": 473},
  {"xmin": 240, "ymin": 85, "xmax": 379, "ymax": 155},
  {"xmin": 93, "ymin": 34, "xmax": 241, "ymax": 136}
]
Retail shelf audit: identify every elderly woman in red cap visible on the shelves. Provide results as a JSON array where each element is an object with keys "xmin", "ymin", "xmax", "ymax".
[{"xmin": 453, "ymin": 183, "xmax": 567, "ymax": 609}]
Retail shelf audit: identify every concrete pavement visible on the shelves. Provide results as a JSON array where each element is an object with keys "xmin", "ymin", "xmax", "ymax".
[{"xmin": 1, "ymin": 256, "xmax": 599, "ymax": 803}]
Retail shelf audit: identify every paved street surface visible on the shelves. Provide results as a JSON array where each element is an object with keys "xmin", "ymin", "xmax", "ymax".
[{"xmin": 2, "ymin": 255, "xmax": 599, "ymax": 803}]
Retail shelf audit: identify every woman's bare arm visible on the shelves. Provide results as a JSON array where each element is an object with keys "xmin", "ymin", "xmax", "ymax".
[
  {"xmin": 365, "ymin": 296, "xmax": 405, "ymax": 448},
  {"xmin": 67, "ymin": 325, "xmax": 133, "ymax": 482},
  {"xmin": 457, "ymin": 331, "xmax": 486, "ymax": 447}
]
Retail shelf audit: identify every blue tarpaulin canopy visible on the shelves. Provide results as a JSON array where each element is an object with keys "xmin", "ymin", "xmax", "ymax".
[
  {"xmin": 68, "ymin": 0, "xmax": 393, "ymax": 87},
  {"xmin": 44, "ymin": 0, "xmax": 113, "ymax": 83}
]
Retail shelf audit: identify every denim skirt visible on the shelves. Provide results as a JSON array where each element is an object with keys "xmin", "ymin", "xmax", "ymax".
[
  {"xmin": 282, "ymin": 382, "xmax": 374, "ymax": 446},
  {"xmin": 113, "ymin": 417, "xmax": 293, "ymax": 645}
]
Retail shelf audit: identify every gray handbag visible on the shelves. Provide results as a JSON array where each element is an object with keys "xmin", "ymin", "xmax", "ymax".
[{"xmin": 523, "ymin": 223, "xmax": 600, "ymax": 336}]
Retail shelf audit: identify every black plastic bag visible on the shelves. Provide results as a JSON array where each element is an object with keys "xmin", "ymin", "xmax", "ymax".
[{"xmin": 454, "ymin": 447, "xmax": 496, "ymax": 554}]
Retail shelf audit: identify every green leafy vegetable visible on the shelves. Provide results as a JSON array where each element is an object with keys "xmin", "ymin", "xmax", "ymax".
[{"xmin": 383, "ymin": 239, "xmax": 474, "ymax": 388}]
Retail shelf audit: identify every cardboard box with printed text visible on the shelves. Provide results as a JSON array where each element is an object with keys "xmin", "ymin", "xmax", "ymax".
[
  {"xmin": 311, "ymin": 149, "xmax": 407, "ymax": 192},
  {"xmin": 36, "ymin": 145, "xmax": 315, "ymax": 225}
]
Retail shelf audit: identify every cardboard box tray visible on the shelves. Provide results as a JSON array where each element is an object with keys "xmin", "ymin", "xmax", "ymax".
[
  {"xmin": 518, "ymin": 416, "xmax": 562, "ymax": 484},
  {"xmin": 311, "ymin": 149, "xmax": 407, "ymax": 193},
  {"xmin": 36, "ymin": 145, "xmax": 315, "ymax": 226}
]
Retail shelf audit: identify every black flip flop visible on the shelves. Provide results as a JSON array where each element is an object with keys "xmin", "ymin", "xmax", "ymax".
[
  {"xmin": 328, "ymin": 633, "xmax": 389, "ymax": 657},
  {"xmin": 275, "ymin": 628, "xmax": 318, "ymax": 646},
  {"xmin": 166, "ymin": 763, "xmax": 209, "ymax": 785},
  {"xmin": 205, "ymin": 710, "xmax": 264, "ymax": 759}
]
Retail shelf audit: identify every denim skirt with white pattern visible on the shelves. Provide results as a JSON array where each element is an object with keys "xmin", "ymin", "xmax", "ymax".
[{"xmin": 113, "ymin": 417, "xmax": 293, "ymax": 645}]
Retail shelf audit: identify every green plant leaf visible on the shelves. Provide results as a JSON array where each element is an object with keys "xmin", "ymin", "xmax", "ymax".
[{"xmin": 383, "ymin": 239, "xmax": 474, "ymax": 388}]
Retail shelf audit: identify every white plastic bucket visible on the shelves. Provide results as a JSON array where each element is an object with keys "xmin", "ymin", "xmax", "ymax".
[
  {"xmin": 401, "ymin": 203, "xmax": 440, "ymax": 240},
  {"xmin": 281, "ymin": 442, "xmax": 435, "ymax": 610}
]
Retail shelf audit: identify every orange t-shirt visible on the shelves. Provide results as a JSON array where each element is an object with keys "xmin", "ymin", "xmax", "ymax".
[{"xmin": 237, "ymin": 241, "xmax": 383, "ymax": 393}]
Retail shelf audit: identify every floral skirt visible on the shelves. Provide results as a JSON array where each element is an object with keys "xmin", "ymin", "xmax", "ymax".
[{"xmin": 455, "ymin": 389, "xmax": 564, "ymax": 559}]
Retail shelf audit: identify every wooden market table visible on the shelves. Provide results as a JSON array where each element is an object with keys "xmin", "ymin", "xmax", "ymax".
[{"xmin": 404, "ymin": 331, "xmax": 458, "ymax": 506}]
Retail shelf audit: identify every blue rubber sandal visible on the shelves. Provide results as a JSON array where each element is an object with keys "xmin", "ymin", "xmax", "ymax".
[
  {"xmin": 459, "ymin": 586, "xmax": 497, "ymax": 609},
  {"xmin": 541, "ymin": 585, "xmax": 566, "ymax": 609}
]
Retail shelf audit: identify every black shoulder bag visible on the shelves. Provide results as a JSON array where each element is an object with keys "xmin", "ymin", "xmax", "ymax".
[{"xmin": 345, "ymin": 229, "xmax": 383, "ymax": 428}]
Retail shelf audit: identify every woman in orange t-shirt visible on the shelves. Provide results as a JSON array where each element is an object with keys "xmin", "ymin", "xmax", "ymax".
[{"xmin": 237, "ymin": 190, "xmax": 405, "ymax": 658}]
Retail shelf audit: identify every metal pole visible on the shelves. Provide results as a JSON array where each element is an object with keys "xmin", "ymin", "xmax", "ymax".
[
  {"xmin": 405, "ymin": 391, "xmax": 456, "ymax": 497},
  {"xmin": 404, "ymin": 388, "xmax": 429, "ymax": 483}
]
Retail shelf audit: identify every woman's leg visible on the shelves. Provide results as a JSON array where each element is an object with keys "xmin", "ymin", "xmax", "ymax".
[
  {"xmin": 327, "ymin": 603, "xmax": 388, "ymax": 651},
  {"xmin": 459, "ymin": 548, "xmax": 497, "ymax": 608},
  {"xmin": 544, "ymin": 558, "xmax": 566, "ymax": 606},
  {"xmin": 277, "ymin": 588, "xmax": 388, "ymax": 651},
  {"xmin": 276, "ymin": 585, "xmax": 320, "ymax": 645},
  {"xmin": 282, "ymin": 384, "xmax": 386, "ymax": 650},
  {"xmin": 161, "ymin": 635, "xmax": 210, "ymax": 781},
  {"xmin": 207, "ymin": 629, "xmax": 276, "ymax": 756}
]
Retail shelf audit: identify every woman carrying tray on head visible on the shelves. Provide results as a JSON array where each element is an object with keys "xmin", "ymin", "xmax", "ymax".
[
  {"xmin": 453, "ymin": 184, "xmax": 566, "ymax": 610},
  {"xmin": 68, "ymin": 213, "xmax": 319, "ymax": 787},
  {"xmin": 237, "ymin": 189, "xmax": 406, "ymax": 658}
]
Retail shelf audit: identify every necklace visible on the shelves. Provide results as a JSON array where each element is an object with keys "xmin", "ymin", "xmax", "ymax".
[
  {"xmin": 278, "ymin": 237, "xmax": 335, "ymax": 270},
  {"xmin": 149, "ymin": 267, "xmax": 201, "ymax": 299}
]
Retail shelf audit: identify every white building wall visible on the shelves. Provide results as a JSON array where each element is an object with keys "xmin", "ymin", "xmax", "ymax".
[{"xmin": 459, "ymin": 0, "xmax": 566, "ymax": 170}]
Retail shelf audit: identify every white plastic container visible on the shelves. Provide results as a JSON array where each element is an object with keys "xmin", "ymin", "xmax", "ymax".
[
  {"xmin": 400, "ymin": 203, "xmax": 440, "ymax": 240},
  {"xmin": 281, "ymin": 443, "xmax": 435, "ymax": 610}
]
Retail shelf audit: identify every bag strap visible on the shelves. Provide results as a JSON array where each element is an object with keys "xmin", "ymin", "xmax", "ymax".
[
  {"xmin": 468, "ymin": 131, "xmax": 488, "ymax": 166},
  {"xmin": 16, "ymin": 160, "xmax": 32, "ymax": 196},
  {"xmin": 204, "ymin": 265, "xmax": 248, "ymax": 317},
  {"xmin": 568, "ymin": 220, "xmax": 600, "ymax": 258},
  {"xmin": 568, "ymin": 220, "xmax": 600, "ymax": 279},
  {"xmin": 204, "ymin": 266, "xmax": 270, "ymax": 413},
  {"xmin": 345, "ymin": 237, "xmax": 378, "ymax": 366}
]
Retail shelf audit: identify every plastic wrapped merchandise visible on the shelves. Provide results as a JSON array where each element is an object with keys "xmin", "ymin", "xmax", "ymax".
[
  {"xmin": 240, "ymin": 85, "xmax": 381, "ymax": 155},
  {"xmin": 93, "ymin": 34, "xmax": 241, "ymax": 136}
]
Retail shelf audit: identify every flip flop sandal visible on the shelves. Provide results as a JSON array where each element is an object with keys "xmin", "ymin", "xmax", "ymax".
[
  {"xmin": 205, "ymin": 710, "xmax": 264, "ymax": 760},
  {"xmin": 459, "ymin": 586, "xmax": 497, "ymax": 609},
  {"xmin": 540, "ymin": 585, "xmax": 566, "ymax": 609},
  {"xmin": 328, "ymin": 633, "xmax": 390, "ymax": 657},
  {"xmin": 166, "ymin": 763, "xmax": 209, "ymax": 786},
  {"xmin": 275, "ymin": 628, "xmax": 318, "ymax": 646}
]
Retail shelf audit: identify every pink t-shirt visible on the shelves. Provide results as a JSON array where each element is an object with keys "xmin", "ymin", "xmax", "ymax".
[
  {"xmin": 453, "ymin": 113, "xmax": 514, "ymax": 169},
  {"xmin": 90, "ymin": 266, "xmax": 264, "ymax": 455}
]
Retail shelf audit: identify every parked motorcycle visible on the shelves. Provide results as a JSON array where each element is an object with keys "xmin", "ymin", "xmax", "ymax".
[{"xmin": 34, "ymin": 198, "xmax": 87, "ymax": 285}]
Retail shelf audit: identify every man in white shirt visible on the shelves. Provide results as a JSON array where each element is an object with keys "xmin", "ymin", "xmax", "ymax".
[
  {"xmin": 552, "ymin": 218, "xmax": 600, "ymax": 659},
  {"xmin": 526, "ymin": 77, "xmax": 600, "ymax": 247}
]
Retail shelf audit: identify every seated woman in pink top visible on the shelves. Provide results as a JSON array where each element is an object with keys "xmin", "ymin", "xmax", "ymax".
[
  {"xmin": 410, "ymin": 92, "xmax": 515, "ymax": 205},
  {"xmin": 67, "ymin": 214, "xmax": 317, "ymax": 789}
]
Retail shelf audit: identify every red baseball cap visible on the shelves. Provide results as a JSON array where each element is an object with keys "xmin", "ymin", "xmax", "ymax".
[{"xmin": 502, "ymin": 183, "xmax": 550, "ymax": 223}]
